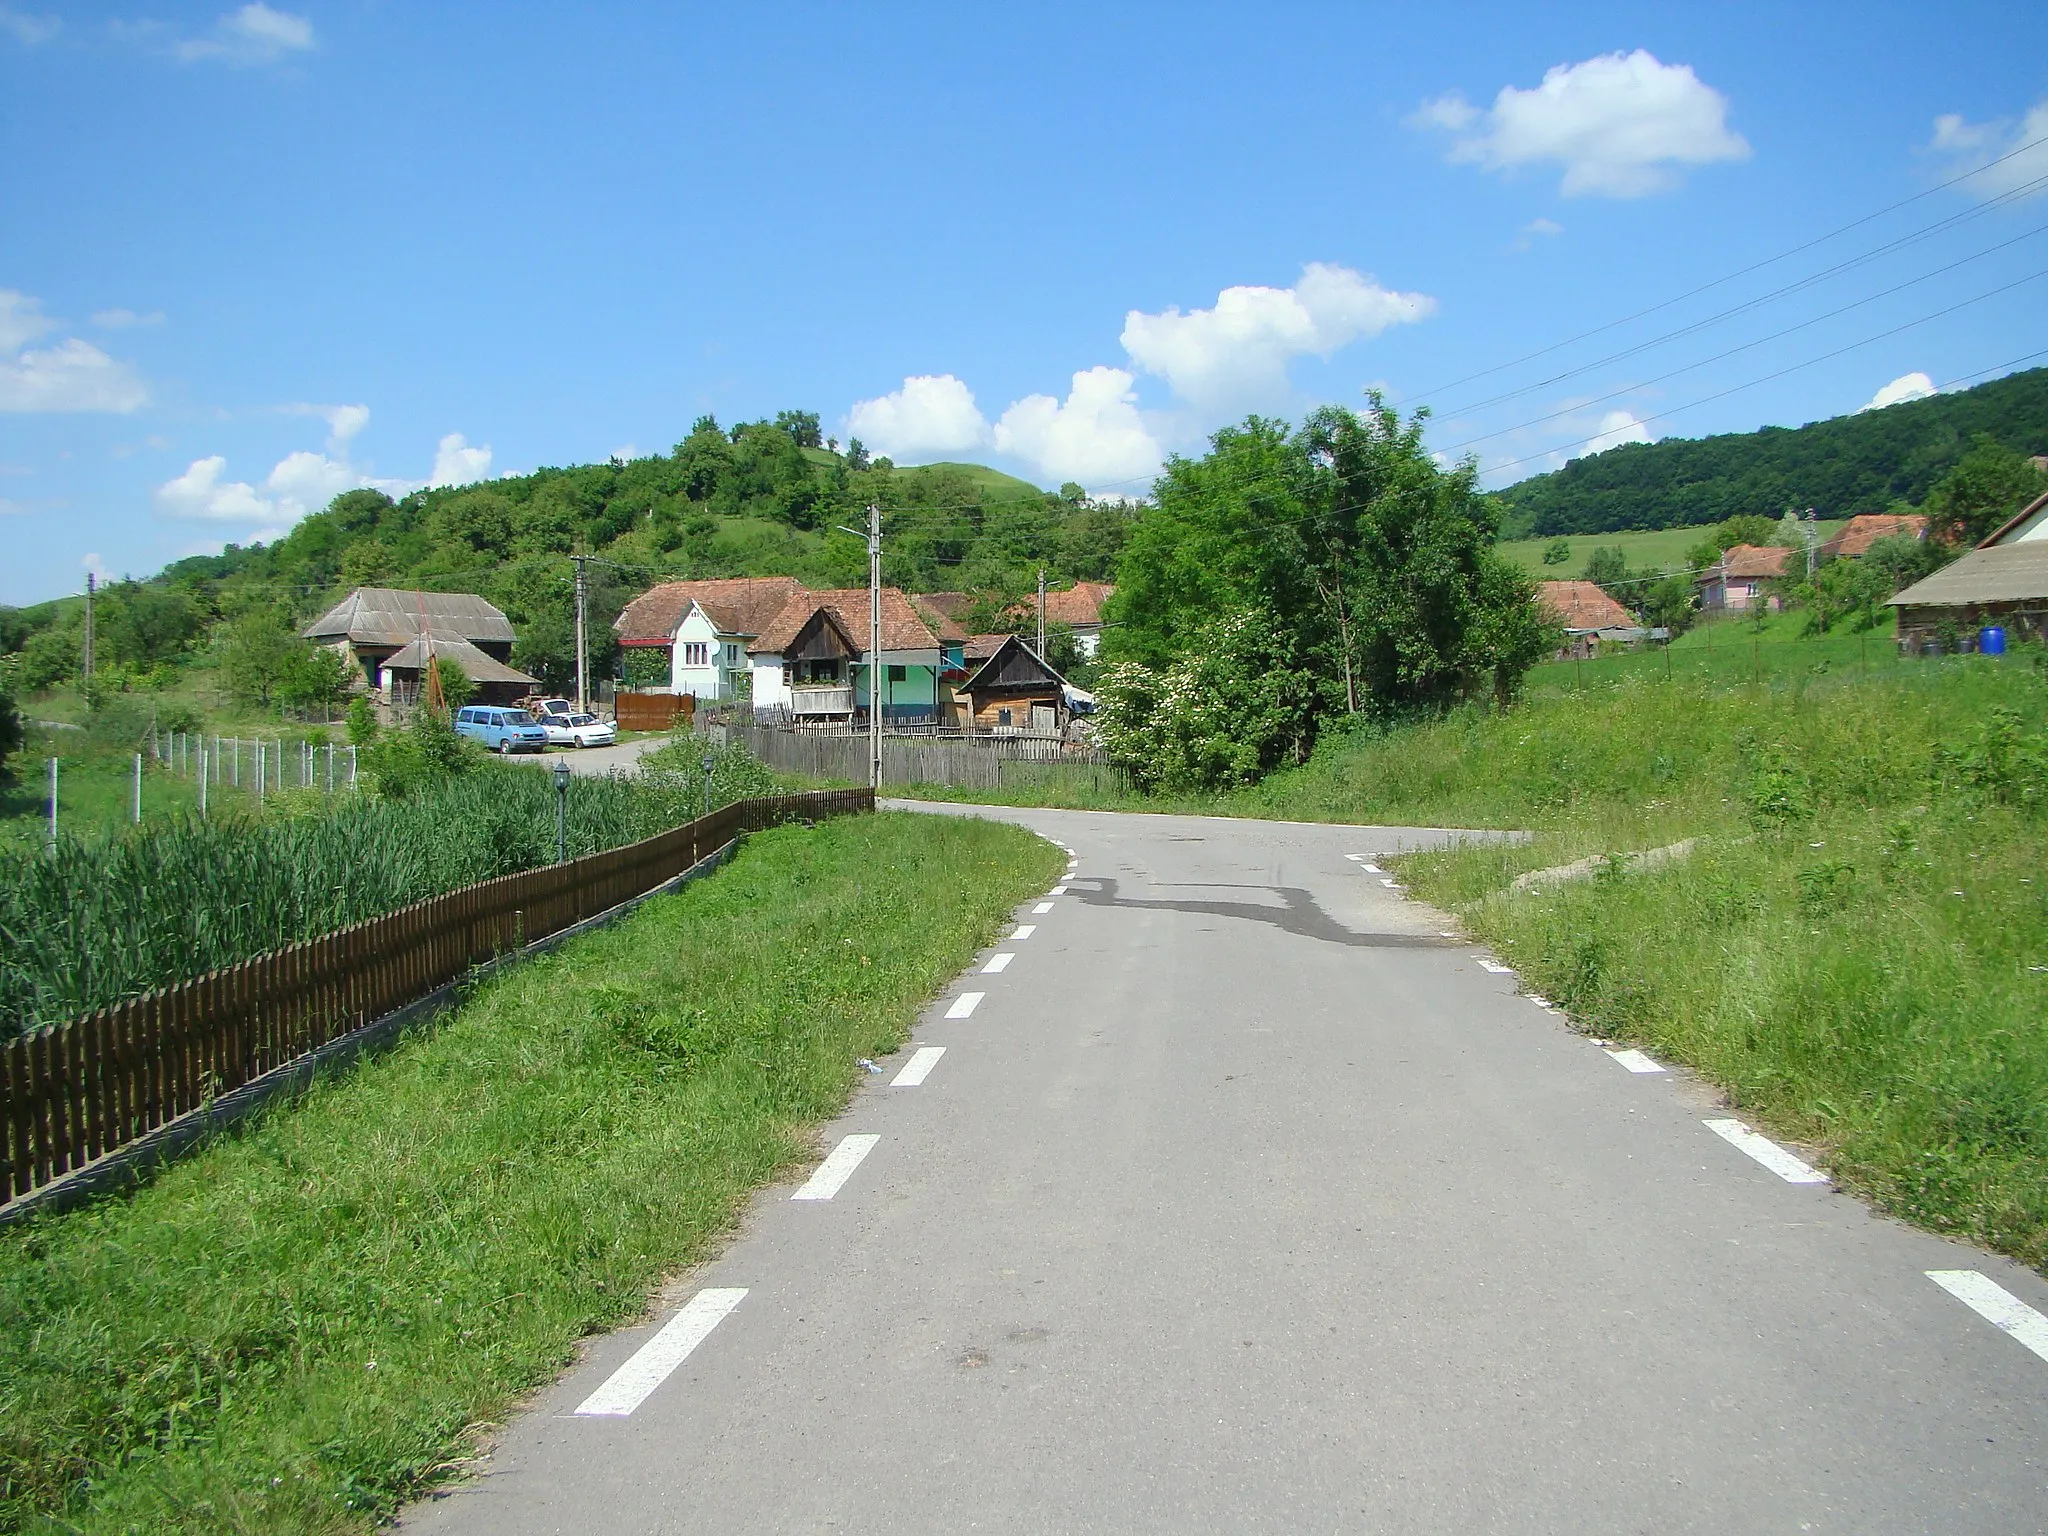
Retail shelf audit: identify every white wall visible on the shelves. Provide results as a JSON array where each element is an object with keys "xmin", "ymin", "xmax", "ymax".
[{"xmin": 750, "ymin": 652, "xmax": 789, "ymax": 710}]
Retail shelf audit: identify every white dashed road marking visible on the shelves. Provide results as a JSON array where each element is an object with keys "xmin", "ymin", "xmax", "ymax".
[
  {"xmin": 1926, "ymin": 1271, "xmax": 2048, "ymax": 1364},
  {"xmin": 1479, "ymin": 960, "xmax": 1513, "ymax": 975},
  {"xmin": 573, "ymin": 1288, "xmax": 748, "ymax": 1417},
  {"xmin": 946, "ymin": 992, "xmax": 984, "ymax": 1019},
  {"xmin": 982, "ymin": 952, "xmax": 1014, "ymax": 974},
  {"xmin": 792, "ymin": 1134, "xmax": 879, "ymax": 1201},
  {"xmin": 1012, "ymin": 924, "xmax": 1036, "ymax": 940},
  {"xmin": 891, "ymin": 1046, "xmax": 946, "ymax": 1087},
  {"xmin": 1705, "ymin": 1119, "xmax": 1827, "ymax": 1184},
  {"xmin": 1606, "ymin": 1048, "xmax": 1666, "ymax": 1074},
  {"xmin": 1051, "ymin": 886, "xmax": 1069, "ymax": 896},
  {"xmin": 1033, "ymin": 902, "xmax": 1055, "ymax": 914}
]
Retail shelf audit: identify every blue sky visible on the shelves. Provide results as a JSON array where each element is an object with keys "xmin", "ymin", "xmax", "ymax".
[{"xmin": 3, "ymin": 1, "xmax": 2046, "ymax": 604}]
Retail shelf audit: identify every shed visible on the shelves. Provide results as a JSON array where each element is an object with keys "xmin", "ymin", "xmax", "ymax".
[
  {"xmin": 378, "ymin": 634, "xmax": 538, "ymax": 705},
  {"xmin": 1888, "ymin": 492, "xmax": 2048, "ymax": 651},
  {"xmin": 302, "ymin": 587, "xmax": 518, "ymax": 684},
  {"xmin": 1537, "ymin": 580, "xmax": 1642, "ymax": 660},
  {"xmin": 961, "ymin": 635, "xmax": 1069, "ymax": 734}
]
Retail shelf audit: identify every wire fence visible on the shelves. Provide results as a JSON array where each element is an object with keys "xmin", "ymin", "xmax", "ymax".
[{"xmin": 0, "ymin": 787, "xmax": 871, "ymax": 1209}]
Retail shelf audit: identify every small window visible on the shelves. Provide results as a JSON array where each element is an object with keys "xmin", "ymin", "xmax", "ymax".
[
  {"xmin": 782, "ymin": 664, "xmax": 794, "ymax": 686},
  {"xmin": 887, "ymin": 664, "xmax": 907, "ymax": 682},
  {"xmin": 683, "ymin": 641, "xmax": 709, "ymax": 667},
  {"xmin": 998, "ymin": 707, "xmax": 1013, "ymax": 726}
]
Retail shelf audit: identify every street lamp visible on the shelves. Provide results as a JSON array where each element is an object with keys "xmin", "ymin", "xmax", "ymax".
[
  {"xmin": 700, "ymin": 751, "xmax": 716, "ymax": 819},
  {"xmin": 553, "ymin": 757, "xmax": 571, "ymax": 863}
]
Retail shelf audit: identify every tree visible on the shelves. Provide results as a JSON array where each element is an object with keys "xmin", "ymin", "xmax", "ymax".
[
  {"xmin": 220, "ymin": 610, "xmax": 297, "ymax": 706},
  {"xmin": 346, "ymin": 695, "xmax": 379, "ymax": 747},
  {"xmin": 430, "ymin": 654, "xmax": 476, "ymax": 712},
  {"xmin": 0, "ymin": 683, "xmax": 21, "ymax": 778},
  {"xmin": 1542, "ymin": 538, "xmax": 1571, "ymax": 566},
  {"xmin": 16, "ymin": 625, "xmax": 77, "ymax": 692},
  {"xmin": 278, "ymin": 645, "xmax": 350, "ymax": 713},
  {"xmin": 1584, "ymin": 546, "xmax": 1630, "ymax": 596},
  {"xmin": 775, "ymin": 410, "xmax": 823, "ymax": 448},
  {"xmin": 843, "ymin": 437, "xmax": 871, "ymax": 471},
  {"xmin": 1924, "ymin": 436, "xmax": 2048, "ymax": 545}
]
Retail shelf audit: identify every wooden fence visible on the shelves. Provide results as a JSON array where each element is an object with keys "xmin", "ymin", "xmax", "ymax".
[
  {"xmin": 728, "ymin": 724, "xmax": 1130, "ymax": 794},
  {"xmin": 0, "ymin": 788, "xmax": 870, "ymax": 1207},
  {"xmin": 616, "ymin": 691, "xmax": 693, "ymax": 731}
]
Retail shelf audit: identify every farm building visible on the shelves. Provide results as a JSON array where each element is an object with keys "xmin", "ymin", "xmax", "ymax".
[
  {"xmin": 301, "ymin": 587, "xmax": 531, "ymax": 699},
  {"xmin": 1536, "ymin": 580, "xmax": 1643, "ymax": 660},
  {"xmin": 960, "ymin": 634, "xmax": 1070, "ymax": 734},
  {"xmin": 1888, "ymin": 489, "xmax": 2048, "ymax": 651}
]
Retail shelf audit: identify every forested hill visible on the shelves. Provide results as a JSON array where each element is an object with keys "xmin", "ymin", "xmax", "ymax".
[
  {"xmin": 1496, "ymin": 367, "xmax": 2048, "ymax": 538},
  {"xmin": 0, "ymin": 412, "xmax": 1137, "ymax": 696}
]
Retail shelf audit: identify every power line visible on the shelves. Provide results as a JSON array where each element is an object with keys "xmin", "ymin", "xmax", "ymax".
[
  {"xmin": 1439, "ymin": 230, "xmax": 2048, "ymax": 455},
  {"xmin": 1411, "ymin": 130, "xmax": 2048, "ymax": 406}
]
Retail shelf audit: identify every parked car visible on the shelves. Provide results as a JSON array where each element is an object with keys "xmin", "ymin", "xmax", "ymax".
[
  {"xmin": 453, "ymin": 705, "xmax": 550, "ymax": 754},
  {"xmin": 543, "ymin": 712, "xmax": 617, "ymax": 748}
]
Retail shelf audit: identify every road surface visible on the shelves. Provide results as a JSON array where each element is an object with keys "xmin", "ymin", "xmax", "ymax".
[{"xmin": 404, "ymin": 802, "xmax": 2048, "ymax": 1534}]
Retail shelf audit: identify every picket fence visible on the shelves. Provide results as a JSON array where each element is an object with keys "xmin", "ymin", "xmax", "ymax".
[
  {"xmin": 0, "ymin": 788, "xmax": 871, "ymax": 1208},
  {"xmin": 728, "ymin": 724, "xmax": 1130, "ymax": 795}
]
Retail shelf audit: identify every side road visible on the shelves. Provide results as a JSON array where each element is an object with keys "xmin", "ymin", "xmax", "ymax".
[{"xmin": 406, "ymin": 803, "xmax": 2048, "ymax": 1534}]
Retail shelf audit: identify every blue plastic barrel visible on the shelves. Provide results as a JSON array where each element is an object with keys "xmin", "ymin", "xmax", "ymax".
[{"xmin": 1980, "ymin": 626, "xmax": 2007, "ymax": 656}]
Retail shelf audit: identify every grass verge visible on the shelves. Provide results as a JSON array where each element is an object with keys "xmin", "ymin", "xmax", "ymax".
[{"xmin": 0, "ymin": 809, "xmax": 1060, "ymax": 1532}]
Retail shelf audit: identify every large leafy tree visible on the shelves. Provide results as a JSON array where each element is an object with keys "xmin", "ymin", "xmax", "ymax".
[{"xmin": 1924, "ymin": 436, "xmax": 2048, "ymax": 545}]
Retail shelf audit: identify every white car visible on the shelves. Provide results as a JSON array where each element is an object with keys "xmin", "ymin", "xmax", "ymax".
[{"xmin": 543, "ymin": 712, "xmax": 617, "ymax": 748}]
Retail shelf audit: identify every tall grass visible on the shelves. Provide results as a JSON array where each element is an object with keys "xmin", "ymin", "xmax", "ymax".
[
  {"xmin": 0, "ymin": 744, "xmax": 776, "ymax": 1036},
  {"xmin": 0, "ymin": 812, "xmax": 1059, "ymax": 1533}
]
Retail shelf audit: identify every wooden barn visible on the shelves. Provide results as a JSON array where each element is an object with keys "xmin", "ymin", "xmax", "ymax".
[{"xmin": 961, "ymin": 635, "xmax": 1069, "ymax": 734}]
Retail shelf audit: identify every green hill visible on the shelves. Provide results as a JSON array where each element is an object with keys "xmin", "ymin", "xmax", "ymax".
[{"xmin": 1497, "ymin": 367, "xmax": 2048, "ymax": 538}]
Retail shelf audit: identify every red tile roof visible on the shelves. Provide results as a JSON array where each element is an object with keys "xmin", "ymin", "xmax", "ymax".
[
  {"xmin": 1820, "ymin": 514, "xmax": 1927, "ymax": 560},
  {"xmin": 1002, "ymin": 581, "xmax": 1115, "ymax": 630},
  {"xmin": 1707, "ymin": 543, "xmax": 1792, "ymax": 581},
  {"xmin": 613, "ymin": 576, "xmax": 807, "ymax": 645},
  {"xmin": 752, "ymin": 587, "xmax": 959, "ymax": 655},
  {"xmin": 1537, "ymin": 580, "xmax": 1636, "ymax": 632}
]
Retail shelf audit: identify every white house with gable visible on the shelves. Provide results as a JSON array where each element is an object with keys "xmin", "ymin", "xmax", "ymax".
[{"xmin": 612, "ymin": 576, "xmax": 806, "ymax": 702}]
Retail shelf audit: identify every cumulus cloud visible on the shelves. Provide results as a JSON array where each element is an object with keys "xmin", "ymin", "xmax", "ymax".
[
  {"xmin": 156, "ymin": 456, "xmax": 274, "ymax": 521},
  {"xmin": 0, "ymin": 7, "xmax": 58, "ymax": 45},
  {"xmin": 1585, "ymin": 409, "xmax": 1653, "ymax": 454},
  {"xmin": 0, "ymin": 290, "xmax": 55, "ymax": 353},
  {"xmin": 844, "ymin": 374, "xmax": 992, "ymax": 461},
  {"xmin": 430, "ymin": 433, "xmax": 493, "ymax": 488},
  {"xmin": 118, "ymin": 3, "xmax": 313, "ymax": 64},
  {"xmin": 283, "ymin": 400, "xmax": 371, "ymax": 451},
  {"xmin": 1864, "ymin": 371, "xmax": 1938, "ymax": 411},
  {"xmin": 1928, "ymin": 98, "xmax": 2048, "ymax": 202},
  {"xmin": 994, "ymin": 367, "xmax": 1162, "ymax": 490},
  {"xmin": 1414, "ymin": 50, "xmax": 1750, "ymax": 197},
  {"xmin": 91, "ymin": 307, "xmax": 165, "ymax": 329},
  {"xmin": 0, "ymin": 337, "xmax": 150, "ymax": 412},
  {"xmin": 1120, "ymin": 262, "xmax": 1433, "ymax": 415}
]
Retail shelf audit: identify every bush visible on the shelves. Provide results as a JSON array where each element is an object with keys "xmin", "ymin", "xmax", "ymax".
[
  {"xmin": 360, "ymin": 711, "xmax": 483, "ymax": 798},
  {"xmin": 0, "ymin": 686, "xmax": 20, "ymax": 778}
]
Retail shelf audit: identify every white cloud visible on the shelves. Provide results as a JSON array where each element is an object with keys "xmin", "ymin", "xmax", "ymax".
[
  {"xmin": 844, "ymin": 374, "xmax": 993, "ymax": 462},
  {"xmin": 81, "ymin": 552, "xmax": 109, "ymax": 580},
  {"xmin": 162, "ymin": 3, "xmax": 314, "ymax": 64},
  {"xmin": 263, "ymin": 449, "xmax": 364, "ymax": 522},
  {"xmin": 0, "ymin": 290, "xmax": 56, "ymax": 353},
  {"xmin": 0, "ymin": 337, "xmax": 149, "ymax": 412},
  {"xmin": 430, "ymin": 432, "xmax": 492, "ymax": 488},
  {"xmin": 1864, "ymin": 371, "xmax": 1937, "ymax": 411},
  {"xmin": 157, "ymin": 456, "xmax": 274, "ymax": 521},
  {"xmin": 1414, "ymin": 50, "xmax": 1750, "ymax": 197},
  {"xmin": 91, "ymin": 307, "xmax": 165, "ymax": 329},
  {"xmin": 994, "ymin": 367, "xmax": 1162, "ymax": 490},
  {"xmin": 0, "ymin": 7, "xmax": 58, "ymax": 44},
  {"xmin": 1522, "ymin": 217, "xmax": 1564, "ymax": 237},
  {"xmin": 1120, "ymin": 262, "xmax": 1433, "ymax": 415},
  {"xmin": 1585, "ymin": 409, "xmax": 1653, "ymax": 454},
  {"xmin": 1928, "ymin": 98, "xmax": 2048, "ymax": 202},
  {"xmin": 283, "ymin": 400, "xmax": 371, "ymax": 451}
]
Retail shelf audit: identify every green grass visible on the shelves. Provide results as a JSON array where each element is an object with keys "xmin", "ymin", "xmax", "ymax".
[
  {"xmin": 0, "ymin": 737, "xmax": 243, "ymax": 849},
  {"xmin": 1496, "ymin": 522, "xmax": 1846, "ymax": 580},
  {"xmin": 0, "ymin": 810, "xmax": 1061, "ymax": 1533},
  {"xmin": 908, "ymin": 461, "xmax": 1046, "ymax": 502}
]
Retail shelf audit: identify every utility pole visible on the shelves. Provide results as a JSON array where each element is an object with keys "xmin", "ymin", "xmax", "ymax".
[
  {"xmin": 1036, "ymin": 568, "xmax": 1047, "ymax": 659},
  {"xmin": 82, "ymin": 572, "xmax": 95, "ymax": 685},
  {"xmin": 868, "ymin": 504, "xmax": 882, "ymax": 792},
  {"xmin": 571, "ymin": 553, "xmax": 590, "ymax": 715}
]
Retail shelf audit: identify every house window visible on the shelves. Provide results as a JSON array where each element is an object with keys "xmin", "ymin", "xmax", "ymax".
[
  {"xmin": 887, "ymin": 664, "xmax": 907, "ymax": 682},
  {"xmin": 683, "ymin": 641, "xmax": 708, "ymax": 667},
  {"xmin": 998, "ymin": 707, "xmax": 1013, "ymax": 726},
  {"xmin": 782, "ymin": 664, "xmax": 794, "ymax": 687}
]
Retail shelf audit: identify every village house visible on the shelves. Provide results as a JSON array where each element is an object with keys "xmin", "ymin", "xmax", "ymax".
[
  {"xmin": 1696, "ymin": 543, "xmax": 1791, "ymax": 611},
  {"xmin": 300, "ymin": 587, "xmax": 537, "ymax": 704},
  {"xmin": 611, "ymin": 576, "xmax": 806, "ymax": 702},
  {"xmin": 747, "ymin": 588, "xmax": 967, "ymax": 724},
  {"xmin": 1819, "ymin": 513, "xmax": 1928, "ymax": 561},
  {"xmin": 1536, "ymin": 580, "xmax": 1643, "ymax": 660},
  {"xmin": 997, "ymin": 581, "xmax": 1115, "ymax": 657},
  {"xmin": 959, "ymin": 634, "xmax": 1072, "ymax": 734},
  {"xmin": 1889, "ymin": 489, "xmax": 2048, "ymax": 651}
]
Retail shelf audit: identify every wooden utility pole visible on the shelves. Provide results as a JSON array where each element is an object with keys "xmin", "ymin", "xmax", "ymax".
[
  {"xmin": 572, "ymin": 553, "xmax": 590, "ymax": 715},
  {"xmin": 868, "ymin": 505, "xmax": 882, "ymax": 791},
  {"xmin": 82, "ymin": 572, "xmax": 95, "ymax": 684}
]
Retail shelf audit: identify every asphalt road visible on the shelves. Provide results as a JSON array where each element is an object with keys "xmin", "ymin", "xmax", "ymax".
[{"xmin": 403, "ymin": 803, "xmax": 2048, "ymax": 1534}]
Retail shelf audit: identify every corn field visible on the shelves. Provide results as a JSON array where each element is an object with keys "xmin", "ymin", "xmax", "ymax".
[{"xmin": 0, "ymin": 756, "xmax": 768, "ymax": 1037}]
